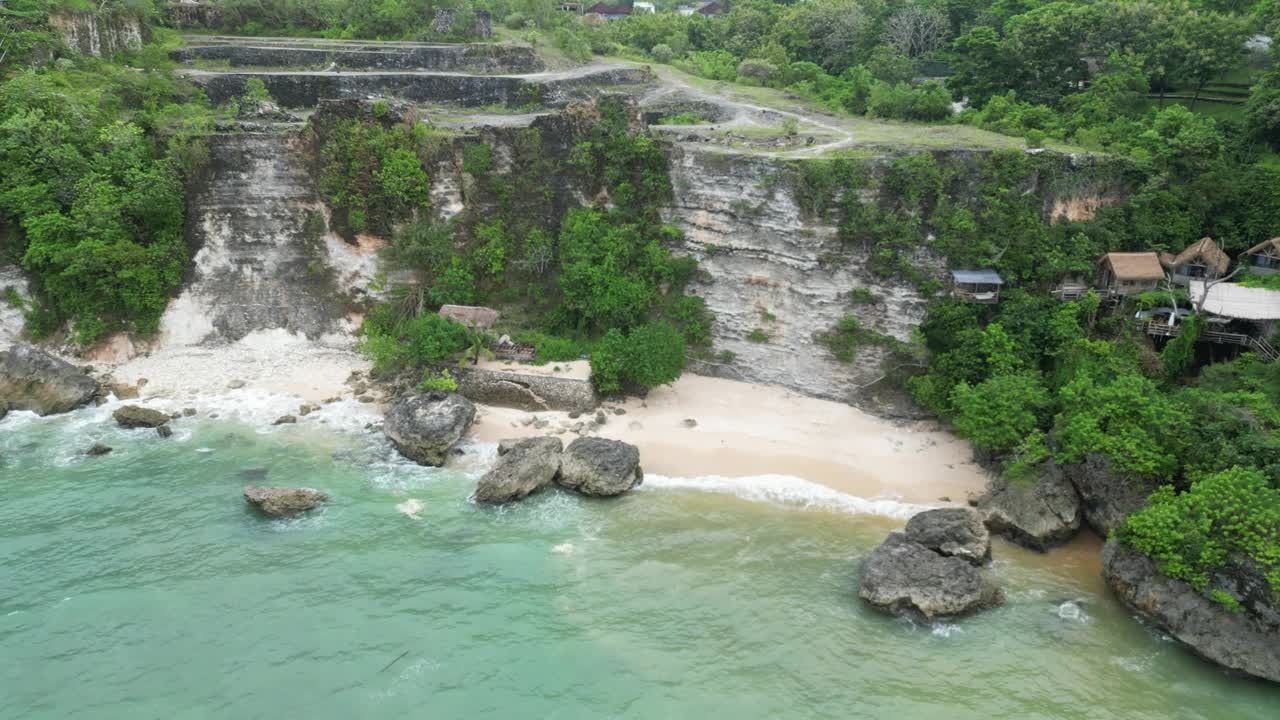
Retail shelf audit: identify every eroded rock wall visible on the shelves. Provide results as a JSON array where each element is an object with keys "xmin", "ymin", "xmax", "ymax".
[
  {"xmin": 171, "ymin": 43, "xmax": 544, "ymax": 73},
  {"xmin": 49, "ymin": 11, "xmax": 145, "ymax": 57},
  {"xmin": 158, "ymin": 132, "xmax": 360, "ymax": 346}
]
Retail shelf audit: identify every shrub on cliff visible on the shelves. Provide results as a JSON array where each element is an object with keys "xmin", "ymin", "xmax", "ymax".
[
  {"xmin": 1118, "ymin": 467, "xmax": 1280, "ymax": 603},
  {"xmin": 319, "ymin": 119, "xmax": 429, "ymax": 235},
  {"xmin": 590, "ymin": 321, "xmax": 686, "ymax": 394}
]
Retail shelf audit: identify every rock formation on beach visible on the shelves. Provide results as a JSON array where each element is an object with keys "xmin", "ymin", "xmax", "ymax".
[
  {"xmin": 243, "ymin": 486, "xmax": 328, "ymax": 517},
  {"xmin": 0, "ymin": 344, "xmax": 99, "ymax": 416},
  {"xmin": 112, "ymin": 405, "xmax": 172, "ymax": 429},
  {"xmin": 474, "ymin": 437, "xmax": 564, "ymax": 503},
  {"xmin": 1102, "ymin": 541, "xmax": 1280, "ymax": 684},
  {"xmin": 977, "ymin": 465, "xmax": 1083, "ymax": 552},
  {"xmin": 860, "ymin": 508, "xmax": 1002, "ymax": 622},
  {"xmin": 556, "ymin": 436, "xmax": 644, "ymax": 497},
  {"xmin": 383, "ymin": 392, "xmax": 476, "ymax": 466},
  {"xmin": 1063, "ymin": 454, "xmax": 1150, "ymax": 536}
]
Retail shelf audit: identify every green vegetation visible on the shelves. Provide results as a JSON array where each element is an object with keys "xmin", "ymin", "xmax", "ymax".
[
  {"xmin": 353, "ymin": 95, "xmax": 706, "ymax": 392},
  {"xmin": 1119, "ymin": 467, "xmax": 1280, "ymax": 603},
  {"xmin": 318, "ymin": 118, "xmax": 431, "ymax": 235},
  {"xmin": 418, "ymin": 368, "xmax": 459, "ymax": 392},
  {"xmin": 747, "ymin": 328, "xmax": 768, "ymax": 343},
  {"xmin": 0, "ymin": 4, "xmax": 213, "ymax": 343},
  {"xmin": 178, "ymin": 0, "xmax": 497, "ymax": 41}
]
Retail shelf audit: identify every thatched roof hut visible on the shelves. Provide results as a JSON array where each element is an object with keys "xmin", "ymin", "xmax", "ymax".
[
  {"xmin": 438, "ymin": 305, "xmax": 500, "ymax": 329},
  {"xmin": 1162, "ymin": 237, "xmax": 1230, "ymax": 278},
  {"xmin": 1099, "ymin": 252, "xmax": 1163, "ymax": 295},
  {"xmin": 1243, "ymin": 237, "xmax": 1280, "ymax": 275}
]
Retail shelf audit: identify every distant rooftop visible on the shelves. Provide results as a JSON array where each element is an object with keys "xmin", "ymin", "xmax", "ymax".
[{"xmin": 951, "ymin": 269, "xmax": 1003, "ymax": 285}]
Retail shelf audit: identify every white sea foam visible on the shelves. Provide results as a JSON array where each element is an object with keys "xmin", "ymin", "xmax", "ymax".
[
  {"xmin": 396, "ymin": 499, "xmax": 425, "ymax": 518},
  {"xmin": 552, "ymin": 542, "xmax": 575, "ymax": 555},
  {"xmin": 931, "ymin": 623, "xmax": 963, "ymax": 638},
  {"xmin": 1057, "ymin": 600, "xmax": 1088, "ymax": 623},
  {"xmin": 639, "ymin": 473, "xmax": 934, "ymax": 519}
]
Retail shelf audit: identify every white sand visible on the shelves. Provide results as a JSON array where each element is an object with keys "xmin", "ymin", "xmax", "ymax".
[
  {"xmin": 473, "ymin": 374, "xmax": 990, "ymax": 505},
  {"xmin": 99, "ymin": 336, "xmax": 989, "ymax": 505}
]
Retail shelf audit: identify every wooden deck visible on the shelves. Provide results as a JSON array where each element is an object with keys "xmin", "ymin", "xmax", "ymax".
[{"xmin": 1135, "ymin": 320, "xmax": 1279, "ymax": 362}]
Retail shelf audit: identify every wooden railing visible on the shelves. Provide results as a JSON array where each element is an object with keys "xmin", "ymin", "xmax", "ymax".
[{"xmin": 1135, "ymin": 320, "xmax": 1279, "ymax": 362}]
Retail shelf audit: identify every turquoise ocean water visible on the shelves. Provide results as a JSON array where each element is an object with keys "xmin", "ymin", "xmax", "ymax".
[{"xmin": 1, "ymin": 398, "xmax": 1276, "ymax": 719}]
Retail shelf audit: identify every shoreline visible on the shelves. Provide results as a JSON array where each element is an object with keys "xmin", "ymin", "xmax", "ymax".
[{"xmin": 98, "ymin": 340, "xmax": 989, "ymax": 507}]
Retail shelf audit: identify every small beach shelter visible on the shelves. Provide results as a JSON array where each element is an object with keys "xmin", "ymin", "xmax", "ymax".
[
  {"xmin": 950, "ymin": 269, "xmax": 1004, "ymax": 304},
  {"xmin": 1160, "ymin": 237, "xmax": 1230, "ymax": 286},
  {"xmin": 1098, "ymin": 252, "xmax": 1163, "ymax": 296},
  {"xmin": 1242, "ymin": 237, "xmax": 1280, "ymax": 276}
]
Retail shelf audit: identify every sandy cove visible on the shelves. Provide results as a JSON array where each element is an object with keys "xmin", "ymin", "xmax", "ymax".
[
  {"xmin": 102, "ymin": 339, "xmax": 990, "ymax": 506},
  {"xmin": 470, "ymin": 364, "xmax": 991, "ymax": 506}
]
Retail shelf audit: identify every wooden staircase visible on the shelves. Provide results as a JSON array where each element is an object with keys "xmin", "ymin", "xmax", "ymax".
[{"xmin": 1135, "ymin": 321, "xmax": 1279, "ymax": 362}]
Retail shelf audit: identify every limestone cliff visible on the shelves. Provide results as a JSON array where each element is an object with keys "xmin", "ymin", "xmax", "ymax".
[{"xmin": 48, "ymin": 11, "xmax": 146, "ymax": 57}]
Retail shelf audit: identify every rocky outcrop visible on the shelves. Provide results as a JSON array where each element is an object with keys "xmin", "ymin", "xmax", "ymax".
[
  {"xmin": 903, "ymin": 508, "xmax": 991, "ymax": 565},
  {"xmin": 1064, "ymin": 454, "xmax": 1150, "ymax": 536},
  {"xmin": 556, "ymin": 437, "xmax": 643, "ymax": 496},
  {"xmin": 1102, "ymin": 541, "xmax": 1280, "ymax": 683},
  {"xmin": 859, "ymin": 532, "xmax": 1003, "ymax": 622},
  {"xmin": 48, "ymin": 11, "xmax": 146, "ymax": 57},
  {"xmin": 454, "ymin": 367, "xmax": 597, "ymax": 413},
  {"xmin": 383, "ymin": 392, "xmax": 476, "ymax": 466},
  {"xmin": 112, "ymin": 405, "xmax": 171, "ymax": 429},
  {"xmin": 243, "ymin": 486, "xmax": 328, "ymax": 517},
  {"xmin": 977, "ymin": 465, "xmax": 1083, "ymax": 551},
  {"xmin": 474, "ymin": 436, "xmax": 563, "ymax": 503},
  {"xmin": 0, "ymin": 344, "xmax": 99, "ymax": 416}
]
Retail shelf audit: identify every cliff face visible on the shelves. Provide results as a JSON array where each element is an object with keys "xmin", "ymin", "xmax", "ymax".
[
  {"xmin": 171, "ymin": 43, "xmax": 545, "ymax": 73},
  {"xmin": 665, "ymin": 148, "xmax": 931, "ymax": 407},
  {"xmin": 48, "ymin": 11, "xmax": 146, "ymax": 57},
  {"xmin": 157, "ymin": 132, "xmax": 360, "ymax": 346}
]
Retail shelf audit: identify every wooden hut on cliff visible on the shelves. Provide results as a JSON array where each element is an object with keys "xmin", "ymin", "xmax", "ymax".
[
  {"xmin": 1161, "ymin": 237, "xmax": 1230, "ymax": 286},
  {"xmin": 949, "ymin": 269, "xmax": 1003, "ymax": 303},
  {"xmin": 1098, "ymin": 252, "xmax": 1163, "ymax": 296},
  {"xmin": 1242, "ymin": 237, "xmax": 1280, "ymax": 276}
]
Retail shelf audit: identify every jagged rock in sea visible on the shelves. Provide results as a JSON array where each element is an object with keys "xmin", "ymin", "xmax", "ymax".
[
  {"xmin": 903, "ymin": 507, "xmax": 992, "ymax": 565},
  {"xmin": 1064, "ymin": 454, "xmax": 1150, "ymax": 536},
  {"xmin": 977, "ymin": 465, "xmax": 1083, "ymax": 552},
  {"xmin": 0, "ymin": 344, "xmax": 100, "ymax": 416},
  {"xmin": 556, "ymin": 437, "xmax": 643, "ymax": 497},
  {"xmin": 86, "ymin": 443, "xmax": 113, "ymax": 456},
  {"xmin": 474, "ymin": 436, "xmax": 563, "ymax": 504},
  {"xmin": 112, "ymin": 405, "xmax": 172, "ymax": 429},
  {"xmin": 859, "ymin": 532, "xmax": 1003, "ymax": 622},
  {"xmin": 0, "ymin": 400, "xmax": 8, "ymax": 421},
  {"xmin": 383, "ymin": 392, "xmax": 476, "ymax": 466},
  {"xmin": 243, "ymin": 486, "xmax": 328, "ymax": 517},
  {"xmin": 1102, "ymin": 541, "xmax": 1280, "ymax": 683}
]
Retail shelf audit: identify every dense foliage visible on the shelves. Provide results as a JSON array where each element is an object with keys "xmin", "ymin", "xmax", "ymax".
[
  {"xmin": 355, "ymin": 96, "xmax": 704, "ymax": 391},
  {"xmin": 0, "ymin": 7, "xmax": 212, "ymax": 342}
]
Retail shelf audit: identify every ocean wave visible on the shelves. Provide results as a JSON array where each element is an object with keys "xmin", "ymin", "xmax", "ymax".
[{"xmin": 639, "ymin": 473, "xmax": 935, "ymax": 519}]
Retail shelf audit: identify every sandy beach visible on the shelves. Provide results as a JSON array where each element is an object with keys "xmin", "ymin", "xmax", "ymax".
[
  {"xmin": 98, "ymin": 339, "xmax": 990, "ymax": 506},
  {"xmin": 471, "ymin": 364, "xmax": 991, "ymax": 506}
]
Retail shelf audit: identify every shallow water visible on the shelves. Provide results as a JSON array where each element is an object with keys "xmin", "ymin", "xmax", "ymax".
[{"xmin": 2, "ymin": 400, "xmax": 1276, "ymax": 719}]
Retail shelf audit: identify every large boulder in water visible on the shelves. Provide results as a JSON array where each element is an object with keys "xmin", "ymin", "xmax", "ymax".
[
  {"xmin": 556, "ymin": 436, "xmax": 643, "ymax": 497},
  {"xmin": 977, "ymin": 465, "xmax": 1083, "ymax": 552},
  {"xmin": 243, "ymin": 486, "xmax": 328, "ymax": 517},
  {"xmin": 474, "ymin": 436, "xmax": 563, "ymax": 503},
  {"xmin": 1064, "ymin": 454, "xmax": 1150, "ymax": 535},
  {"xmin": 0, "ymin": 344, "xmax": 98, "ymax": 416},
  {"xmin": 859, "ymin": 532, "xmax": 1003, "ymax": 622},
  {"xmin": 1102, "ymin": 540, "xmax": 1280, "ymax": 683},
  {"xmin": 113, "ymin": 405, "xmax": 171, "ymax": 429},
  {"xmin": 903, "ymin": 507, "xmax": 991, "ymax": 565},
  {"xmin": 383, "ymin": 391, "xmax": 476, "ymax": 466}
]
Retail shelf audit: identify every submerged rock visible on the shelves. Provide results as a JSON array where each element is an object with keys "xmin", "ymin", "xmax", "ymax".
[
  {"xmin": 243, "ymin": 486, "xmax": 328, "ymax": 517},
  {"xmin": 156, "ymin": 425, "xmax": 173, "ymax": 439},
  {"xmin": 1064, "ymin": 454, "xmax": 1150, "ymax": 536},
  {"xmin": 903, "ymin": 507, "xmax": 991, "ymax": 565},
  {"xmin": 383, "ymin": 392, "xmax": 476, "ymax": 466},
  {"xmin": 112, "ymin": 405, "xmax": 171, "ymax": 429},
  {"xmin": 1102, "ymin": 541, "xmax": 1280, "ymax": 683},
  {"xmin": 859, "ymin": 532, "xmax": 1003, "ymax": 622},
  {"xmin": 0, "ymin": 399, "xmax": 8, "ymax": 421},
  {"xmin": 0, "ymin": 344, "xmax": 99, "ymax": 416},
  {"xmin": 273, "ymin": 415, "xmax": 297, "ymax": 425},
  {"xmin": 474, "ymin": 436, "xmax": 563, "ymax": 504},
  {"xmin": 978, "ymin": 465, "xmax": 1083, "ymax": 551},
  {"xmin": 86, "ymin": 443, "xmax": 113, "ymax": 456},
  {"xmin": 556, "ymin": 436, "xmax": 643, "ymax": 497}
]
